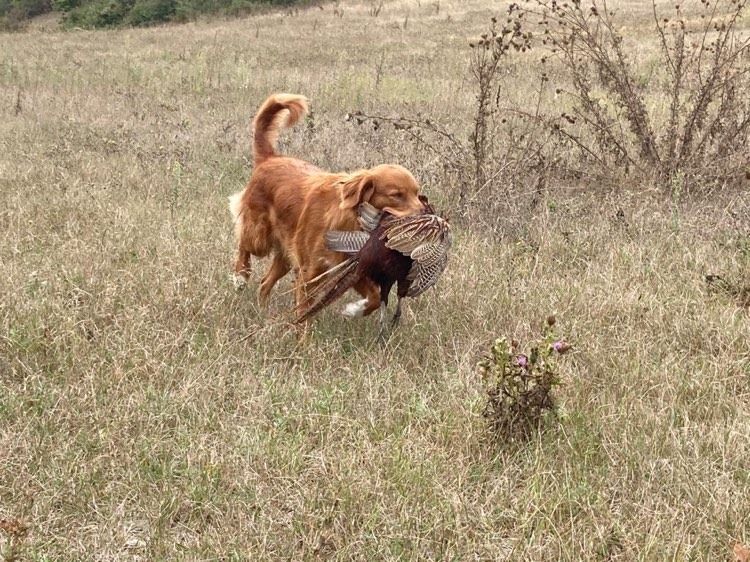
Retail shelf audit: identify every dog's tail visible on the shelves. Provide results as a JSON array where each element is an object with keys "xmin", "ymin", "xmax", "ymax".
[{"xmin": 252, "ymin": 93, "xmax": 308, "ymax": 165}]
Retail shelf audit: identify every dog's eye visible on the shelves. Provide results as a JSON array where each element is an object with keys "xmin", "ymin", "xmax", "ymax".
[{"xmin": 391, "ymin": 193, "xmax": 404, "ymax": 199}]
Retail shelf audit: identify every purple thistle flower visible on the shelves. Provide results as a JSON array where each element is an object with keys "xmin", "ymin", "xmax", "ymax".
[
  {"xmin": 515, "ymin": 354, "xmax": 528, "ymax": 368},
  {"xmin": 552, "ymin": 340, "xmax": 571, "ymax": 354}
]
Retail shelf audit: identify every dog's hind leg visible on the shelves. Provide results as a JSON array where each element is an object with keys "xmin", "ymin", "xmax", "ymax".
[
  {"xmin": 233, "ymin": 248, "xmax": 252, "ymax": 290},
  {"xmin": 259, "ymin": 253, "xmax": 291, "ymax": 308},
  {"xmin": 232, "ymin": 204, "xmax": 273, "ymax": 291},
  {"xmin": 230, "ymin": 196, "xmax": 254, "ymax": 290}
]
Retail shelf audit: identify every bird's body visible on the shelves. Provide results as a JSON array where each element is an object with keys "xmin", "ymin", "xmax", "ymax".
[{"xmin": 295, "ymin": 200, "xmax": 451, "ymax": 332}]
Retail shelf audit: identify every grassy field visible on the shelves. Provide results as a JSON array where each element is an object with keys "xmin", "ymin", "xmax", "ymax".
[{"xmin": 1, "ymin": 0, "xmax": 750, "ymax": 560}]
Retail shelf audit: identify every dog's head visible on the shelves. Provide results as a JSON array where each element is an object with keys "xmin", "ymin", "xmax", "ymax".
[{"xmin": 339, "ymin": 164, "xmax": 423, "ymax": 217}]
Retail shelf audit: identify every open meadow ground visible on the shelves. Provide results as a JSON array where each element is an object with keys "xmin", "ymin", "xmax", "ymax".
[{"xmin": 1, "ymin": 0, "xmax": 750, "ymax": 559}]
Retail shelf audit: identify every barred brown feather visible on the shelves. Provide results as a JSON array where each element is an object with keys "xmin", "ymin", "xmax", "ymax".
[
  {"xmin": 358, "ymin": 202, "xmax": 382, "ymax": 232},
  {"xmin": 324, "ymin": 231, "xmax": 370, "ymax": 255}
]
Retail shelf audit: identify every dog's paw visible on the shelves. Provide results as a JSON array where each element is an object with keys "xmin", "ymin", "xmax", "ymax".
[
  {"xmin": 231, "ymin": 274, "xmax": 248, "ymax": 291},
  {"xmin": 341, "ymin": 299, "xmax": 367, "ymax": 318}
]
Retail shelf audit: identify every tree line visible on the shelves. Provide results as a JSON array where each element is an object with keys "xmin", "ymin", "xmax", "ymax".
[{"xmin": 1, "ymin": 0, "xmax": 302, "ymax": 29}]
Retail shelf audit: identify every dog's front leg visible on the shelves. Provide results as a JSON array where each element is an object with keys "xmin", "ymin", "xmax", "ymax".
[
  {"xmin": 347, "ymin": 278, "xmax": 380, "ymax": 317},
  {"xmin": 295, "ymin": 266, "xmax": 312, "ymax": 310}
]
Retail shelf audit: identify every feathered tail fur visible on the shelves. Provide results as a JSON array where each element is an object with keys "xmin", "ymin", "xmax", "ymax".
[{"xmin": 252, "ymin": 93, "xmax": 308, "ymax": 165}]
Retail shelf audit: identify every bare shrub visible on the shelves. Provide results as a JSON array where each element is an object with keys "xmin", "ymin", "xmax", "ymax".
[
  {"xmin": 350, "ymin": 0, "xmax": 748, "ymax": 237},
  {"xmin": 465, "ymin": 16, "xmax": 550, "ymax": 214},
  {"xmin": 510, "ymin": 0, "xmax": 750, "ymax": 190},
  {"xmin": 347, "ymin": 15, "xmax": 555, "ymax": 236}
]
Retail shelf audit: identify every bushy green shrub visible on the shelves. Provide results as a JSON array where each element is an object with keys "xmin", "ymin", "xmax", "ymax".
[
  {"xmin": 51, "ymin": 0, "xmax": 78, "ymax": 13},
  {"xmin": 1, "ymin": 0, "xmax": 51, "ymax": 29},
  {"xmin": 172, "ymin": 0, "xmax": 216, "ymax": 20},
  {"xmin": 126, "ymin": 0, "xmax": 174, "ymax": 25},
  {"xmin": 0, "ymin": 0, "xmax": 50, "ymax": 18},
  {"xmin": 3, "ymin": 0, "xmax": 308, "ymax": 29},
  {"xmin": 61, "ymin": 0, "xmax": 131, "ymax": 27}
]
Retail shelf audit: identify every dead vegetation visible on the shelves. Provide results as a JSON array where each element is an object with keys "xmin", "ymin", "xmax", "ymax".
[
  {"xmin": 351, "ymin": 0, "xmax": 749, "ymax": 235},
  {"xmin": 1, "ymin": 0, "xmax": 749, "ymax": 560}
]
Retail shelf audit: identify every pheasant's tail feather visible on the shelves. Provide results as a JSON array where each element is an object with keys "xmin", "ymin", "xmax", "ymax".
[
  {"xmin": 295, "ymin": 259, "xmax": 360, "ymax": 323},
  {"xmin": 325, "ymin": 231, "xmax": 370, "ymax": 255},
  {"xmin": 301, "ymin": 258, "xmax": 352, "ymax": 287}
]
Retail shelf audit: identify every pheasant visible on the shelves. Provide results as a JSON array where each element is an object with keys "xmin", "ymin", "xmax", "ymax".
[{"xmin": 295, "ymin": 198, "xmax": 452, "ymax": 334}]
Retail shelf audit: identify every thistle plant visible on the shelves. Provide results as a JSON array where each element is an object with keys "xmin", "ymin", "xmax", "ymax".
[{"xmin": 479, "ymin": 316, "xmax": 571, "ymax": 442}]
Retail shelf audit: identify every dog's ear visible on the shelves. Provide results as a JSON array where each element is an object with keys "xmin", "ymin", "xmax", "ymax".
[{"xmin": 339, "ymin": 172, "xmax": 375, "ymax": 211}]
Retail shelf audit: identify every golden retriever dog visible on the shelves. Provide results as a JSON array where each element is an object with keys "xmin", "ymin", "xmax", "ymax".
[{"xmin": 229, "ymin": 93, "xmax": 424, "ymax": 317}]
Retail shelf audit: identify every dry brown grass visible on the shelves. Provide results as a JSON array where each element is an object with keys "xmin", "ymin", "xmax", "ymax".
[{"xmin": 1, "ymin": 1, "xmax": 750, "ymax": 560}]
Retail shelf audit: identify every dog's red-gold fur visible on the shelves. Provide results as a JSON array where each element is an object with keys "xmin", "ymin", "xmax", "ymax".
[{"xmin": 229, "ymin": 94, "xmax": 424, "ymax": 316}]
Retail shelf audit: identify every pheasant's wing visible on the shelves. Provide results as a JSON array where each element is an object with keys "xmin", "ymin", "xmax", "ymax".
[
  {"xmin": 381, "ymin": 214, "xmax": 452, "ymax": 298},
  {"xmin": 406, "ymin": 252, "xmax": 449, "ymax": 297},
  {"xmin": 358, "ymin": 202, "xmax": 382, "ymax": 232},
  {"xmin": 325, "ymin": 230, "xmax": 370, "ymax": 255},
  {"xmin": 382, "ymin": 214, "xmax": 448, "ymax": 255},
  {"xmin": 405, "ymin": 232, "xmax": 452, "ymax": 297},
  {"xmin": 410, "ymin": 238, "xmax": 449, "ymax": 263}
]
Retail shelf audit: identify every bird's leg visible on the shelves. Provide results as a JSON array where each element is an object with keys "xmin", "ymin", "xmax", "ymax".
[
  {"xmin": 377, "ymin": 301, "xmax": 389, "ymax": 342},
  {"xmin": 377, "ymin": 285, "xmax": 393, "ymax": 343},
  {"xmin": 390, "ymin": 297, "xmax": 403, "ymax": 329}
]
